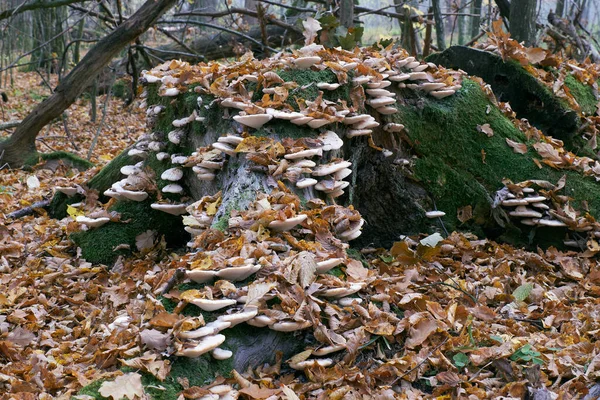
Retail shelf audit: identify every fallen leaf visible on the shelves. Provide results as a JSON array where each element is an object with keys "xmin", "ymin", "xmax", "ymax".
[
  {"xmin": 506, "ymin": 138, "xmax": 528, "ymax": 154},
  {"xmin": 98, "ymin": 372, "xmax": 145, "ymax": 400},
  {"xmin": 477, "ymin": 123, "xmax": 494, "ymax": 137}
]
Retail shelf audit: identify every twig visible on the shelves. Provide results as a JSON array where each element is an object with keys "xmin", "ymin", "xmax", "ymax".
[
  {"xmin": 87, "ymin": 72, "xmax": 115, "ymax": 160},
  {"xmin": 134, "ymin": 44, "xmax": 202, "ymax": 60},
  {"xmin": 417, "ymin": 282, "xmax": 479, "ymax": 305},
  {"xmin": 159, "ymin": 19, "xmax": 278, "ymax": 53},
  {"xmin": 391, "ymin": 336, "xmax": 450, "ymax": 385},
  {"xmin": 256, "ymin": 0, "xmax": 316, "ymax": 13},
  {"xmin": 0, "ymin": 120, "xmax": 21, "ymax": 130},
  {"xmin": 160, "ymin": 268, "xmax": 187, "ymax": 295},
  {"xmin": 6, "ymin": 199, "xmax": 51, "ymax": 219},
  {"xmin": 156, "ymin": 27, "xmax": 203, "ymax": 59}
]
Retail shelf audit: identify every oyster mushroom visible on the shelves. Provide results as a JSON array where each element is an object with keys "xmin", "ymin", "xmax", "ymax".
[
  {"xmin": 383, "ymin": 123, "xmax": 405, "ymax": 132},
  {"xmin": 56, "ymin": 187, "xmax": 78, "ymax": 196},
  {"xmin": 178, "ymin": 320, "xmax": 231, "ymax": 339},
  {"xmin": 161, "ymin": 168, "xmax": 184, "ymax": 181},
  {"xmin": 168, "ymin": 129, "xmax": 185, "ymax": 144},
  {"xmin": 76, "ymin": 216, "xmax": 110, "ymax": 229},
  {"xmin": 269, "ymin": 214, "xmax": 308, "ymax": 231},
  {"xmin": 294, "ymin": 56, "xmax": 321, "ymax": 69},
  {"xmin": 425, "ymin": 211, "xmax": 446, "ymax": 218},
  {"xmin": 177, "ymin": 334, "xmax": 226, "ymax": 358},
  {"xmin": 190, "ymin": 298, "xmax": 237, "ymax": 312},
  {"xmin": 318, "ymin": 130, "xmax": 344, "ymax": 151},
  {"xmin": 290, "ymin": 358, "xmax": 333, "ymax": 370},
  {"xmin": 150, "ymin": 203, "xmax": 188, "ymax": 215},
  {"xmin": 312, "ymin": 160, "xmax": 352, "ymax": 176},
  {"xmin": 316, "ymin": 258, "xmax": 344, "ymax": 273},
  {"xmin": 317, "ymin": 82, "xmax": 340, "ymax": 90},
  {"xmin": 233, "ymin": 114, "xmax": 273, "ymax": 129},
  {"xmin": 430, "ymin": 89, "xmax": 456, "ymax": 99},
  {"xmin": 212, "ymin": 348, "xmax": 233, "ymax": 360},
  {"xmin": 509, "ymin": 206, "xmax": 543, "ymax": 218},
  {"xmin": 162, "ymin": 184, "xmax": 184, "ymax": 194},
  {"xmin": 296, "ymin": 178, "xmax": 318, "ymax": 189},
  {"xmin": 217, "ymin": 264, "xmax": 261, "ymax": 281},
  {"xmin": 212, "ymin": 142, "xmax": 236, "ymax": 157},
  {"xmin": 187, "ymin": 269, "xmax": 218, "ymax": 284},
  {"xmin": 270, "ymin": 320, "xmax": 312, "ymax": 332}
]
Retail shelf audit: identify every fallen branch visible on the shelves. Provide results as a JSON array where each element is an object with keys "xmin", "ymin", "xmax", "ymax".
[
  {"xmin": 0, "ymin": 120, "xmax": 21, "ymax": 130},
  {"xmin": 6, "ymin": 199, "xmax": 50, "ymax": 219}
]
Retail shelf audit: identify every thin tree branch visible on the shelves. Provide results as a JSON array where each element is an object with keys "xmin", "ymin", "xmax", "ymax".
[{"xmin": 0, "ymin": 0, "xmax": 85, "ymax": 21}]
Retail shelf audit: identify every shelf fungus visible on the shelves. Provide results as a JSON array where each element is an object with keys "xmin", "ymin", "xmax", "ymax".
[{"xmin": 177, "ymin": 334, "xmax": 226, "ymax": 358}]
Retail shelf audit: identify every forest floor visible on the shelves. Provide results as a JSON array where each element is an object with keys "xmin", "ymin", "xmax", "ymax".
[{"xmin": 1, "ymin": 71, "xmax": 600, "ymax": 399}]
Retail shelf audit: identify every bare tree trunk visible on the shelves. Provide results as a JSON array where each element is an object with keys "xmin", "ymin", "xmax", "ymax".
[
  {"xmin": 510, "ymin": 0, "xmax": 537, "ymax": 45},
  {"xmin": 457, "ymin": 0, "xmax": 466, "ymax": 45},
  {"xmin": 556, "ymin": 0, "xmax": 565, "ymax": 17},
  {"xmin": 0, "ymin": 0, "xmax": 178, "ymax": 168},
  {"xmin": 470, "ymin": 0, "xmax": 483, "ymax": 38},
  {"xmin": 432, "ymin": 0, "xmax": 446, "ymax": 50},
  {"xmin": 340, "ymin": 0, "xmax": 354, "ymax": 29}
]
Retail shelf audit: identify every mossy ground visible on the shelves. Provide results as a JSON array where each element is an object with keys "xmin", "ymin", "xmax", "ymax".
[
  {"xmin": 24, "ymin": 151, "xmax": 94, "ymax": 171},
  {"xmin": 70, "ymin": 199, "xmax": 187, "ymax": 265},
  {"xmin": 563, "ymin": 74, "xmax": 598, "ymax": 116},
  {"xmin": 397, "ymin": 78, "xmax": 600, "ymax": 247}
]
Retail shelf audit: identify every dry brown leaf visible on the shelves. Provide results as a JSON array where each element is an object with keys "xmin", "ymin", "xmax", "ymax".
[
  {"xmin": 506, "ymin": 138, "xmax": 528, "ymax": 154},
  {"xmin": 98, "ymin": 372, "xmax": 145, "ymax": 400}
]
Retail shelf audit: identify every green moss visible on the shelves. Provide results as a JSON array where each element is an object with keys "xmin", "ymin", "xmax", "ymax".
[
  {"xmin": 277, "ymin": 69, "xmax": 352, "ymax": 109},
  {"xmin": 398, "ymin": 78, "xmax": 600, "ymax": 247},
  {"xmin": 70, "ymin": 199, "xmax": 187, "ymax": 265},
  {"xmin": 253, "ymin": 118, "xmax": 319, "ymax": 140},
  {"xmin": 112, "ymin": 79, "xmax": 132, "ymax": 100},
  {"xmin": 24, "ymin": 151, "xmax": 94, "ymax": 171},
  {"xmin": 564, "ymin": 74, "xmax": 598, "ymax": 116}
]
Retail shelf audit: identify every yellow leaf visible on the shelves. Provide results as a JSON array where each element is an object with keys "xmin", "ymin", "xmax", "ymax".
[
  {"xmin": 67, "ymin": 204, "xmax": 85, "ymax": 219},
  {"xmin": 180, "ymin": 289, "xmax": 202, "ymax": 302},
  {"xmin": 100, "ymin": 154, "xmax": 113, "ymax": 161}
]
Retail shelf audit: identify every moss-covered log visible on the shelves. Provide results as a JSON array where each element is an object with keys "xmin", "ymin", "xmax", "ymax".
[{"xmin": 427, "ymin": 46, "xmax": 597, "ymax": 144}]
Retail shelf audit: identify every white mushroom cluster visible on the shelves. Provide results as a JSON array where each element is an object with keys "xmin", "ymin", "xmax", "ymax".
[
  {"xmin": 496, "ymin": 185, "xmax": 564, "ymax": 228},
  {"xmin": 104, "ymin": 160, "xmax": 150, "ymax": 202}
]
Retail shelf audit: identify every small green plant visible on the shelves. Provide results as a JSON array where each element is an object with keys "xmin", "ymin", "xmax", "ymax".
[
  {"xmin": 510, "ymin": 344, "xmax": 544, "ymax": 365},
  {"xmin": 452, "ymin": 352, "xmax": 470, "ymax": 368}
]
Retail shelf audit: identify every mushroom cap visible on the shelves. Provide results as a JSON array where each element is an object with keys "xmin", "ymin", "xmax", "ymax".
[
  {"xmin": 318, "ymin": 131, "xmax": 344, "ymax": 151},
  {"xmin": 537, "ymin": 219, "xmax": 567, "ymax": 227},
  {"xmin": 338, "ymin": 219, "xmax": 365, "ymax": 240},
  {"xmin": 161, "ymin": 168, "xmax": 184, "ymax": 181},
  {"xmin": 168, "ymin": 129, "xmax": 184, "ymax": 144},
  {"xmin": 312, "ymin": 344, "xmax": 346, "ymax": 356},
  {"xmin": 509, "ymin": 206, "xmax": 543, "ymax": 218},
  {"xmin": 162, "ymin": 184, "xmax": 184, "ymax": 194},
  {"xmin": 334, "ymin": 168, "xmax": 352, "ymax": 180},
  {"xmin": 218, "ymin": 307, "xmax": 259, "ymax": 326},
  {"xmin": 525, "ymin": 196, "xmax": 547, "ymax": 203},
  {"xmin": 209, "ymin": 385, "xmax": 234, "ymax": 395},
  {"xmin": 76, "ymin": 216, "xmax": 110, "ymax": 228},
  {"xmin": 338, "ymin": 297, "xmax": 363, "ymax": 306},
  {"xmin": 316, "ymin": 258, "xmax": 344, "ymax": 273},
  {"xmin": 198, "ymin": 160, "xmax": 223, "ymax": 170},
  {"xmin": 296, "ymin": 178, "xmax": 318, "ymax": 189},
  {"xmin": 233, "ymin": 114, "xmax": 273, "ymax": 129},
  {"xmin": 312, "ymin": 161, "xmax": 352, "ymax": 176},
  {"xmin": 389, "ymin": 73, "xmax": 411, "ymax": 82},
  {"xmin": 187, "ymin": 269, "xmax": 218, "ymax": 283},
  {"xmin": 190, "ymin": 298, "xmax": 237, "ymax": 312},
  {"xmin": 367, "ymin": 97, "xmax": 396, "ymax": 107},
  {"xmin": 290, "ymin": 358, "xmax": 333, "ymax": 370},
  {"xmin": 425, "ymin": 211, "xmax": 446, "ymax": 218},
  {"xmin": 212, "ymin": 142, "xmax": 236, "ymax": 157},
  {"xmin": 127, "ymin": 149, "xmax": 148, "ymax": 158},
  {"xmin": 347, "ymin": 129, "xmax": 372, "ymax": 138},
  {"xmin": 420, "ymin": 82, "xmax": 446, "ymax": 92},
  {"xmin": 293, "ymin": 56, "xmax": 321, "ymax": 69},
  {"xmin": 247, "ymin": 315, "xmax": 276, "ymax": 327},
  {"xmin": 150, "ymin": 203, "xmax": 188, "ymax": 215},
  {"xmin": 405, "ymin": 61, "xmax": 421, "ymax": 69},
  {"xmin": 217, "ymin": 264, "xmax": 261, "ymax": 281},
  {"xmin": 178, "ymin": 320, "xmax": 232, "ymax": 339},
  {"xmin": 408, "ymin": 72, "xmax": 428, "ymax": 81},
  {"xmin": 56, "ymin": 187, "xmax": 78, "ymax": 196},
  {"xmin": 156, "ymin": 152, "xmax": 170, "ymax": 161},
  {"xmin": 217, "ymin": 135, "xmax": 244, "ymax": 145},
  {"xmin": 383, "ymin": 123, "xmax": 405, "ymax": 132},
  {"xmin": 366, "ymin": 88, "xmax": 395, "ymax": 97},
  {"xmin": 268, "ymin": 214, "xmax": 308, "ymax": 231},
  {"xmin": 284, "ymin": 148, "xmax": 323, "ymax": 160},
  {"xmin": 317, "ymin": 82, "xmax": 341, "ymax": 90},
  {"xmin": 171, "ymin": 155, "xmax": 188, "ymax": 164},
  {"xmin": 211, "ymin": 348, "xmax": 233, "ymax": 360},
  {"xmin": 430, "ymin": 89, "xmax": 456, "ymax": 99},
  {"xmin": 118, "ymin": 189, "xmax": 149, "ymax": 202},
  {"xmin": 196, "ymin": 173, "xmax": 217, "ymax": 181},
  {"xmin": 501, "ymin": 199, "xmax": 529, "ymax": 207},
  {"xmin": 352, "ymin": 76, "xmax": 371, "ymax": 85},
  {"xmin": 270, "ymin": 320, "xmax": 312, "ymax": 332},
  {"xmin": 377, "ymin": 106, "xmax": 398, "ymax": 115},
  {"xmin": 290, "ymin": 116, "xmax": 313, "ymax": 126},
  {"xmin": 266, "ymin": 108, "xmax": 305, "ymax": 120},
  {"xmin": 318, "ymin": 283, "xmax": 364, "ymax": 298},
  {"xmin": 412, "ymin": 64, "xmax": 429, "ymax": 72},
  {"xmin": 178, "ymin": 334, "xmax": 226, "ymax": 358},
  {"xmin": 343, "ymin": 114, "xmax": 371, "ymax": 125},
  {"xmin": 307, "ymin": 118, "xmax": 332, "ymax": 129}
]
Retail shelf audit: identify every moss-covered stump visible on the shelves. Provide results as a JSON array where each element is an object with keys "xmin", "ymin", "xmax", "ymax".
[
  {"xmin": 24, "ymin": 150, "xmax": 94, "ymax": 172},
  {"xmin": 427, "ymin": 46, "xmax": 596, "ymax": 144},
  {"xmin": 70, "ymin": 199, "xmax": 187, "ymax": 264}
]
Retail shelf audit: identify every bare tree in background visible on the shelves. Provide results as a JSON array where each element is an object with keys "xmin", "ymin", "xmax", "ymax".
[{"xmin": 510, "ymin": 0, "xmax": 537, "ymax": 46}]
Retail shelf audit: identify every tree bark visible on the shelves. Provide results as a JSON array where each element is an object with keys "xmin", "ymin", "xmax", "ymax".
[
  {"xmin": 0, "ymin": 0, "xmax": 84, "ymax": 21},
  {"xmin": 0, "ymin": 0, "xmax": 178, "ymax": 168},
  {"xmin": 432, "ymin": 0, "xmax": 446, "ymax": 50},
  {"xmin": 509, "ymin": 0, "xmax": 537, "ymax": 46},
  {"xmin": 556, "ymin": 0, "xmax": 565, "ymax": 17},
  {"xmin": 470, "ymin": 0, "xmax": 483, "ymax": 38},
  {"xmin": 494, "ymin": 0, "xmax": 511, "ymax": 20},
  {"xmin": 339, "ymin": 0, "xmax": 354, "ymax": 29}
]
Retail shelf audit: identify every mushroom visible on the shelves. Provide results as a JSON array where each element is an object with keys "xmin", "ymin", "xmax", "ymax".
[
  {"xmin": 312, "ymin": 161, "xmax": 352, "ymax": 176},
  {"xmin": 307, "ymin": 118, "xmax": 331, "ymax": 129},
  {"xmin": 162, "ymin": 87, "xmax": 180, "ymax": 97},
  {"xmin": 389, "ymin": 73, "xmax": 411, "ymax": 82},
  {"xmin": 161, "ymin": 168, "xmax": 184, "ymax": 181},
  {"xmin": 290, "ymin": 358, "xmax": 333, "ymax": 370},
  {"xmin": 420, "ymin": 82, "xmax": 447, "ymax": 92},
  {"xmin": 168, "ymin": 129, "xmax": 185, "ymax": 144},
  {"xmin": 217, "ymin": 264, "xmax": 261, "ymax": 281},
  {"xmin": 190, "ymin": 298, "xmax": 237, "ymax": 312},
  {"xmin": 148, "ymin": 141, "xmax": 164, "ymax": 152},
  {"xmin": 339, "ymin": 219, "xmax": 364, "ymax": 240},
  {"xmin": 338, "ymin": 297, "xmax": 363, "ymax": 306},
  {"xmin": 212, "ymin": 348, "xmax": 233, "ymax": 360},
  {"xmin": 383, "ymin": 123, "xmax": 405, "ymax": 132},
  {"xmin": 318, "ymin": 131, "xmax": 344, "ymax": 151},
  {"xmin": 218, "ymin": 307, "xmax": 258, "ymax": 326},
  {"xmin": 284, "ymin": 148, "xmax": 323, "ymax": 160},
  {"xmin": 537, "ymin": 219, "xmax": 567, "ymax": 227},
  {"xmin": 407, "ymin": 72, "xmax": 429, "ymax": 81},
  {"xmin": 343, "ymin": 114, "xmax": 371, "ymax": 125},
  {"xmin": 366, "ymin": 88, "xmax": 395, "ymax": 97},
  {"xmin": 318, "ymin": 283, "xmax": 364, "ymax": 298},
  {"xmin": 156, "ymin": 152, "xmax": 170, "ymax": 161},
  {"xmin": 150, "ymin": 203, "xmax": 188, "ymax": 215},
  {"xmin": 525, "ymin": 196, "xmax": 547, "ymax": 203},
  {"xmin": 294, "ymin": 56, "xmax": 321, "ymax": 69},
  {"xmin": 76, "ymin": 216, "xmax": 110, "ymax": 229},
  {"xmin": 178, "ymin": 320, "xmax": 231, "ymax": 339},
  {"xmin": 266, "ymin": 109, "xmax": 305, "ymax": 120},
  {"xmin": 425, "ymin": 211, "xmax": 446, "ymax": 218},
  {"xmin": 347, "ymin": 129, "xmax": 372, "ymax": 138},
  {"xmin": 270, "ymin": 320, "xmax": 312, "ymax": 332},
  {"xmin": 187, "ymin": 269, "xmax": 218, "ymax": 284},
  {"xmin": 316, "ymin": 258, "xmax": 344, "ymax": 273},
  {"xmin": 317, "ymin": 82, "xmax": 341, "ymax": 90},
  {"xmin": 352, "ymin": 76, "xmax": 371, "ymax": 85},
  {"xmin": 334, "ymin": 168, "xmax": 352, "ymax": 180},
  {"xmin": 221, "ymin": 98, "xmax": 249, "ymax": 110},
  {"xmin": 296, "ymin": 178, "xmax": 318, "ymax": 189},
  {"xmin": 233, "ymin": 114, "xmax": 272, "ymax": 129},
  {"xmin": 287, "ymin": 116, "xmax": 311, "ymax": 126},
  {"xmin": 127, "ymin": 149, "xmax": 147, "ymax": 158},
  {"xmin": 269, "ymin": 214, "xmax": 308, "ymax": 231},
  {"xmin": 56, "ymin": 187, "xmax": 78, "ymax": 196},
  {"xmin": 430, "ymin": 90, "xmax": 456, "ymax": 99},
  {"xmin": 377, "ymin": 107, "xmax": 397, "ymax": 115},
  {"xmin": 212, "ymin": 142, "xmax": 236, "ymax": 157},
  {"xmin": 366, "ymin": 97, "xmax": 396, "ymax": 108},
  {"xmin": 217, "ymin": 135, "xmax": 244, "ymax": 145},
  {"xmin": 247, "ymin": 315, "xmax": 276, "ymax": 327},
  {"xmin": 162, "ymin": 184, "xmax": 184, "ymax": 194},
  {"xmin": 197, "ymin": 173, "xmax": 217, "ymax": 181},
  {"xmin": 509, "ymin": 206, "xmax": 543, "ymax": 218},
  {"xmin": 312, "ymin": 344, "xmax": 346, "ymax": 356},
  {"xmin": 412, "ymin": 64, "xmax": 429, "ymax": 72},
  {"xmin": 501, "ymin": 199, "xmax": 529, "ymax": 206},
  {"xmin": 177, "ymin": 334, "xmax": 226, "ymax": 358}
]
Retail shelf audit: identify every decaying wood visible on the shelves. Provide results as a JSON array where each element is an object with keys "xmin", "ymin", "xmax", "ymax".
[{"xmin": 6, "ymin": 199, "xmax": 50, "ymax": 219}]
